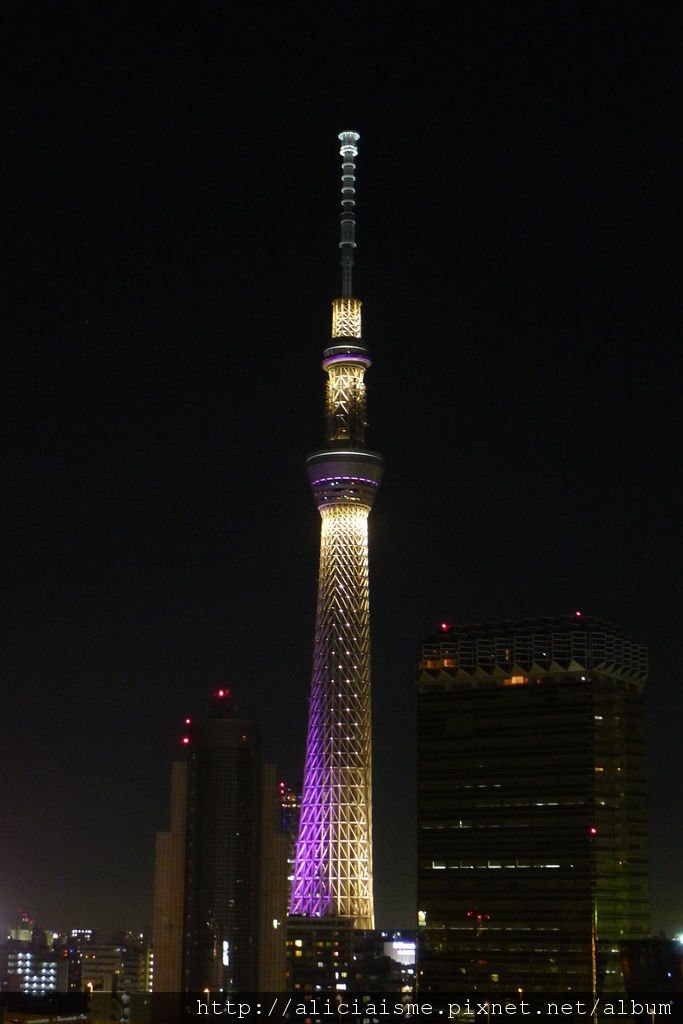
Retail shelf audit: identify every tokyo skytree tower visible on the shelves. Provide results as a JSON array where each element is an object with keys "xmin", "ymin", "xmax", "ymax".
[{"xmin": 289, "ymin": 132, "xmax": 383, "ymax": 929}]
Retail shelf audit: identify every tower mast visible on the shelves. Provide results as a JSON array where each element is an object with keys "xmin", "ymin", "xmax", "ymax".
[
  {"xmin": 289, "ymin": 131, "xmax": 383, "ymax": 929},
  {"xmin": 339, "ymin": 130, "xmax": 358, "ymax": 298}
]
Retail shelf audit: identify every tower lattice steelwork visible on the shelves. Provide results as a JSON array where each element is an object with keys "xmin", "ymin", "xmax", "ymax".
[{"xmin": 289, "ymin": 131, "xmax": 382, "ymax": 929}]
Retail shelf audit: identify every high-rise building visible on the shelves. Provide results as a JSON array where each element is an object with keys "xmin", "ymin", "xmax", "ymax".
[
  {"xmin": 152, "ymin": 761, "xmax": 187, "ymax": 993},
  {"xmin": 289, "ymin": 131, "xmax": 382, "ymax": 931},
  {"xmin": 181, "ymin": 689, "xmax": 264, "ymax": 991},
  {"xmin": 417, "ymin": 615, "xmax": 649, "ymax": 994},
  {"xmin": 152, "ymin": 690, "xmax": 288, "ymax": 995}
]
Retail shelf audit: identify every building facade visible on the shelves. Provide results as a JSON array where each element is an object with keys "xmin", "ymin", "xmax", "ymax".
[
  {"xmin": 80, "ymin": 935, "xmax": 152, "ymax": 994},
  {"xmin": 417, "ymin": 615, "xmax": 649, "ymax": 994},
  {"xmin": 152, "ymin": 690, "xmax": 288, "ymax": 995},
  {"xmin": 0, "ymin": 943, "xmax": 61, "ymax": 995},
  {"xmin": 285, "ymin": 921, "xmax": 416, "ymax": 996},
  {"xmin": 152, "ymin": 761, "xmax": 187, "ymax": 993},
  {"xmin": 289, "ymin": 131, "xmax": 382, "ymax": 931}
]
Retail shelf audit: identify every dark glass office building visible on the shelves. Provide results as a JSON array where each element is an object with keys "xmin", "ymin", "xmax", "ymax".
[
  {"xmin": 417, "ymin": 615, "xmax": 649, "ymax": 994},
  {"xmin": 153, "ymin": 689, "xmax": 288, "ymax": 997},
  {"xmin": 182, "ymin": 689, "xmax": 263, "ymax": 991}
]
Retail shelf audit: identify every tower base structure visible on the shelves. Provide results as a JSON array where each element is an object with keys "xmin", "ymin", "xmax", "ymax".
[{"xmin": 289, "ymin": 450, "xmax": 382, "ymax": 929}]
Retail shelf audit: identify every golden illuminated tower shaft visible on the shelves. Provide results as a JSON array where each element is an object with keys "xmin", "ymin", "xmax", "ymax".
[{"xmin": 289, "ymin": 132, "xmax": 382, "ymax": 929}]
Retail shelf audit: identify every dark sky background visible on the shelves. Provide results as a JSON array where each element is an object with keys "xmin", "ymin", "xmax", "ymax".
[{"xmin": 3, "ymin": 5, "xmax": 681, "ymax": 939}]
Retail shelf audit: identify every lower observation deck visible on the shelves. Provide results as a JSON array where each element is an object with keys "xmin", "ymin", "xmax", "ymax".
[{"xmin": 306, "ymin": 447, "xmax": 383, "ymax": 509}]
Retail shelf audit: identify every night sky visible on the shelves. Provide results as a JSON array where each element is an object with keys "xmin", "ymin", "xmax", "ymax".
[{"xmin": 4, "ymin": 6, "xmax": 682, "ymax": 939}]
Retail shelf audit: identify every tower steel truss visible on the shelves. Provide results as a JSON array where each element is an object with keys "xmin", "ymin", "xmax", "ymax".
[{"xmin": 289, "ymin": 132, "xmax": 382, "ymax": 929}]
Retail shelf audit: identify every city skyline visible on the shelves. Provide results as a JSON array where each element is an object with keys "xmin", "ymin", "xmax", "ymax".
[{"xmin": 4, "ymin": 6, "xmax": 682, "ymax": 940}]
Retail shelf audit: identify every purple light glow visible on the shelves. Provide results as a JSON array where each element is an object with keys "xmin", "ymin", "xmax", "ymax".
[
  {"xmin": 289, "ymin": 503, "xmax": 374, "ymax": 925},
  {"xmin": 310, "ymin": 475, "xmax": 380, "ymax": 487},
  {"xmin": 322, "ymin": 353, "xmax": 371, "ymax": 368}
]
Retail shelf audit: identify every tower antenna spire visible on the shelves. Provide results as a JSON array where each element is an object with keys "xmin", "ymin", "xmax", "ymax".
[
  {"xmin": 289, "ymin": 131, "xmax": 382, "ymax": 930},
  {"xmin": 338, "ymin": 130, "xmax": 360, "ymax": 298}
]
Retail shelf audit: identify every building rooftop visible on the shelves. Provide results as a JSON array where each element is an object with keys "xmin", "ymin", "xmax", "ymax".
[{"xmin": 421, "ymin": 614, "xmax": 647, "ymax": 685}]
